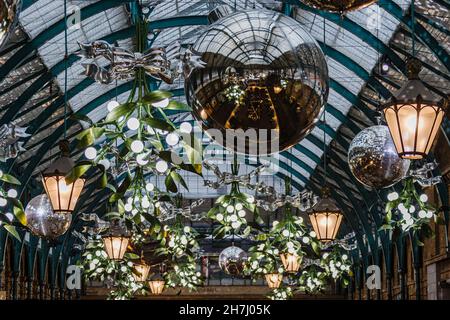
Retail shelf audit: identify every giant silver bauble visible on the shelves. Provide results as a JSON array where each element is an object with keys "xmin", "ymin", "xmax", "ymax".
[
  {"xmin": 25, "ymin": 194, "xmax": 71, "ymax": 239},
  {"xmin": 218, "ymin": 246, "xmax": 248, "ymax": 276},
  {"xmin": 0, "ymin": 0, "xmax": 22, "ymax": 49},
  {"xmin": 185, "ymin": 9, "xmax": 328, "ymax": 155},
  {"xmin": 348, "ymin": 125, "xmax": 410, "ymax": 189}
]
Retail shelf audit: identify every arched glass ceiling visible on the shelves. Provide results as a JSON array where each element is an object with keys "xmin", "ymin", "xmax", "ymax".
[{"xmin": 0, "ymin": 0, "xmax": 449, "ymax": 245}]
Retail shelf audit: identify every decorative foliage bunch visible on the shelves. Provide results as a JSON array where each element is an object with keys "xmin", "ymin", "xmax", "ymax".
[
  {"xmin": 164, "ymin": 261, "xmax": 203, "ymax": 290},
  {"xmin": 321, "ymin": 247, "xmax": 352, "ymax": 286},
  {"xmin": 270, "ymin": 214, "xmax": 321, "ymax": 259},
  {"xmin": 156, "ymin": 222, "xmax": 200, "ymax": 259},
  {"xmin": 267, "ymin": 286, "xmax": 293, "ymax": 300},
  {"xmin": 245, "ymin": 240, "xmax": 282, "ymax": 277},
  {"xmin": 80, "ymin": 236, "xmax": 145, "ymax": 300},
  {"xmin": 298, "ymin": 266, "xmax": 327, "ymax": 294},
  {"xmin": 208, "ymin": 188, "xmax": 256, "ymax": 238},
  {"xmin": 383, "ymin": 177, "xmax": 437, "ymax": 234},
  {"xmin": 0, "ymin": 170, "xmax": 26, "ymax": 240}
]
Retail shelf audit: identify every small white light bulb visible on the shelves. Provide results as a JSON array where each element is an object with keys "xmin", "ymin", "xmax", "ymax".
[
  {"xmin": 166, "ymin": 133, "xmax": 179, "ymax": 146},
  {"xmin": 179, "ymin": 122, "xmax": 192, "ymax": 133},
  {"xmin": 126, "ymin": 117, "xmax": 140, "ymax": 131},
  {"xmin": 7, "ymin": 189, "xmax": 17, "ymax": 198},
  {"xmin": 155, "ymin": 160, "xmax": 168, "ymax": 173},
  {"xmin": 107, "ymin": 101, "xmax": 120, "ymax": 112},
  {"xmin": 131, "ymin": 140, "xmax": 144, "ymax": 153},
  {"xmin": 84, "ymin": 147, "xmax": 97, "ymax": 160},
  {"xmin": 152, "ymin": 98, "xmax": 170, "ymax": 108}
]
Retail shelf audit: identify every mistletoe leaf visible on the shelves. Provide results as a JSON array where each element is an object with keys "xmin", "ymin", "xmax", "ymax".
[
  {"xmin": 99, "ymin": 170, "xmax": 108, "ymax": 188},
  {"xmin": 165, "ymin": 173, "xmax": 178, "ymax": 193},
  {"xmin": 0, "ymin": 173, "xmax": 21, "ymax": 185},
  {"xmin": 70, "ymin": 113, "xmax": 93, "ymax": 125},
  {"xmin": 65, "ymin": 164, "xmax": 92, "ymax": 185},
  {"xmin": 170, "ymin": 170, "xmax": 188, "ymax": 191},
  {"xmin": 105, "ymin": 102, "xmax": 135, "ymax": 122},
  {"xmin": 4, "ymin": 225, "xmax": 21, "ymax": 241},
  {"xmin": 143, "ymin": 117, "xmax": 174, "ymax": 132},
  {"xmin": 165, "ymin": 100, "xmax": 192, "ymax": 111},
  {"xmin": 11, "ymin": 199, "xmax": 26, "ymax": 226},
  {"xmin": 311, "ymin": 240, "xmax": 321, "ymax": 256},
  {"xmin": 181, "ymin": 134, "xmax": 202, "ymax": 175},
  {"xmin": 142, "ymin": 90, "xmax": 173, "ymax": 104}
]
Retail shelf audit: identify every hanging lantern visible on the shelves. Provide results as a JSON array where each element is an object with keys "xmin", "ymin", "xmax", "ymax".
[
  {"xmin": 133, "ymin": 260, "xmax": 151, "ymax": 282},
  {"xmin": 280, "ymin": 253, "xmax": 302, "ymax": 273},
  {"xmin": 382, "ymin": 58, "xmax": 447, "ymax": 160},
  {"xmin": 148, "ymin": 280, "xmax": 165, "ymax": 295},
  {"xmin": 41, "ymin": 140, "xmax": 84, "ymax": 214},
  {"xmin": 265, "ymin": 273, "xmax": 283, "ymax": 289},
  {"xmin": 308, "ymin": 186, "xmax": 343, "ymax": 242},
  {"xmin": 102, "ymin": 222, "xmax": 130, "ymax": 261}
]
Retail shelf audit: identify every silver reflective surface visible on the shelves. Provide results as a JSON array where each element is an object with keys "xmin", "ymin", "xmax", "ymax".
[
  {"xmin": 185, "ymin": 10, "xmax": 328, "ymax": 155},
  {"xmin": 0, "ymin": 0, "xmax": 21, "ymax": 49},
  {"xmin": 348, "ymin": 125, "xmax": 410, "ymax": 189},
  {"xmin": 218, "ymin": 245, "xmax": 248, "ymax": 276},
  {"xmin": 299, "ymin": 0, "xmax": 378, "ymax": 13},
  {"xmin": 25, "ymin": 194, "xmax": 72, "ymax": 239}
]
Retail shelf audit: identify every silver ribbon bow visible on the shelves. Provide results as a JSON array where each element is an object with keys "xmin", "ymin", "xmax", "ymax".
[
  {"xmin": 0, "ymin": 124, "xmax": 29, "ymax": 161},
  {"xmin": 158, "ymin": 199, "xmax": 206, "ymax": 221},
  {"xmin": 322, "ymin": 232, "xmax": 357, "ymax": 251},
  {"xmin": 255, "ymin": 190, "xmax": 319, "ymax": 212},
  {"xmin": 78, "ymin": 40, "xmax": 205, "ymax": 84},
  {"xmin": 408, "ymin": 161, "xmax": 442, "ymax": 187}
]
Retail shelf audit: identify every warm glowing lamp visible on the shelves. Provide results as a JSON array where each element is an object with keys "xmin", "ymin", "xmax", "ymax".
[
  {"xmin": 148, "ymin": 280, "xmax": 165, "ymax": 295},
  {"xmin": 41, "ymin": 140, "xmax": 84, "ymax": 214},
  {"xmin": 133, "ymin": 260, "xmax": 151, "ymax": 282},
  {"xmin": 280, "ymin": 253, "xmax": 302, "ymax": 273},
  {"xmin": 265, "ymin": 273, "xmax": 283, "ymax": 289},
  {"xmin": 382, "ymin": 58, "xmax": 447, "ymax": 160},
  {"xmin": 308, "ymin": 186, "xmax": 343, "ymax": 242},
  {"xmin": 102, "ymin": 229, "xmax": 130, "ymax": 261}
]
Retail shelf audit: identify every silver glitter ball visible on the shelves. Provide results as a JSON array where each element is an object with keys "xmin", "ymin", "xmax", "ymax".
[
  {"xmin": 25, "ymin": 194, "xmax": 72, "ymax": 239},
  {"xmin": 218, "ymin": 246, "xmax": 248, "ymax": 276},
  {"xmin": 185, "ymin": 9, "xmax": 328, "ymax": 155},
  {"xmin": 0, "ymin": 0, "xmax": 22, "ymax": 49},
  {"xmin": 348, "ymin": 125, "xmax": 410, "ymax": 189}
]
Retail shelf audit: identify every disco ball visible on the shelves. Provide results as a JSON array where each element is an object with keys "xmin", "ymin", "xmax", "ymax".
[
  {"xmin": 348, "ymin": 125, "xmax": 410, "ymax": 189},
  {"xmin": 299, "ymin": 0, "xmax": 378, "ymax": 13},
  {"xmin": 25, "ymin": 194, "xmax": 72, "ymax": 239},
  {"xmin": 185, "ymin": 9, "xmax": 328, "ymax": 155},
  {"xmin": 0, "ymin": 0, "xmax": 22, "ymax": 49},
  {"xmin": 218, "ymin": 246, "xmax": 248, "ymax": 276}
]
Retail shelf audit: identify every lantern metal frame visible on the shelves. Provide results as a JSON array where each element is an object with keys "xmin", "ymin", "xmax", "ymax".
[
  {"xmin": 41, "ymin": 140, "xmax": 85, "ymax": 214},
  {"xmin": 381, "ymin": 59, "xmax": 447, "ymax": 160},
  {"xmin": 308, "ymin": 186, "xmax": 344, "ymax": 243},
  {"xmin": 280, "ymin": 253, "xmax": 302, "ymax": 273},
  {"xmin": 101, "ymin": 221, "xmax": 131, "ymax": 261},
  {"xmin": 265, "ymin": 273, "xmax": 283, "ymax": 289}
]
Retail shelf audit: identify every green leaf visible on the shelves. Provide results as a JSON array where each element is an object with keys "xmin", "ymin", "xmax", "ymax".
[
  {"xmin": 181, "ymin": 133, "xmax": 202, "ymax": 175},
  {"xmin": 170, "ymin": 171, "xmax": 188, "ymax": 191},
  {"xmin": 0, "ymin": 173, "xmax": 21, "ymax": 185},
  {"xmin": 99, "ymin": 171, "xmax": 108, "ymax": 188},
  {"xmin": 142, "ymin": 90, "xmax": 173, "ymax": 104},
  {"xmin": 165, "ymin": 100, "xmax": 192, "ymax": 111},
  {"xmin": 143, "ymin": 117, "xmax": 174, "ymax": 132},
  {"xmin": 75, "ymin": 127, "xmax": 104, "ymax": 148},
  {"xmin": 65, "ymin": 164, "xmax": 92, "ymax": 185},
  {"xmin": 105, "ymin": 102, "xmax": 135, "ymax": 122},
  {"xmin": 311, "ymin": 241, "xmax": 321, "ymax": 256},
  {"xmin": 165, "ymin": 174, "xmax": 177, "ymax": 193},
  {"xmin": 70, "ymin": 113, "xmax": 93, "ymax": 125},
  {"xmin": 103, "ymin": 212, "xmax": 121, "ymax": 220},
  {"xmin": 4, "ymin": 225, "xmax": 21, "ymax": 241},
  {"xmin": 13, "ymin": 201, "xmax": 26, "ymax": 226},
  {"xmin": 124, "ymin": 252, "xmax": 140, "ymax": 260}
]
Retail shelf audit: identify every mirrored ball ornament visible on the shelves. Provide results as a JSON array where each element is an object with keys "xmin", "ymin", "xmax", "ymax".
[
  {"xmin": 348, "ymin": 125, "xmax": 410, "ymax": 189},
  {"xmin": 25, "ymin": 194, "xmax": 72, "ymax": 239},
  {"xmin": 185, "ymin": 9, "xmax": 328, "ymax": 155},
  {"xmin": 299, "ymin": 0, "xmax": 378, "ymax": 13},
  {"xmin": 218, "ymin": 246, "xmax": 248, "ymax": 276},
  {"xmin": 0, "ymin": 0, "xmax": 22, "ymax": 49}
]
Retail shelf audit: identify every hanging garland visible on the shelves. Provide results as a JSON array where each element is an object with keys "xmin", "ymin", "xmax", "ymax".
[
  {"xmin": 0, "ymin": 169, "xmax": 26, "ymax": 240},
  {"xmin": 382, "ymin": 177, "xmax": 442, "ymax": 239}
]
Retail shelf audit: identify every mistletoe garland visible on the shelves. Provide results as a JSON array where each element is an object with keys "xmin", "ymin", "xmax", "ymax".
[
  {"xmin": 79, "ymin": 235, "xmax": 145, "ymax": 300},
  {"xmin": 382, "ymin": 177, "xmax": 440, "ymax": 238},
  {"xmin": 321, "ymin": 247, "xmax": 352, "ymax": 286},
  {"xmin": 0, "ymin": 169, "xmax": 26, "ymax": 240},
  {"xmin": 67, "ymin": 19, "xmax": 203, "ymax": 232},
  {"xmin": 207, "ymin": 162, "xmax": 259, "ymax": 238},
  {"xmin": 298, "ymin": 266, "xmax": 327, "ymax": 294}
]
